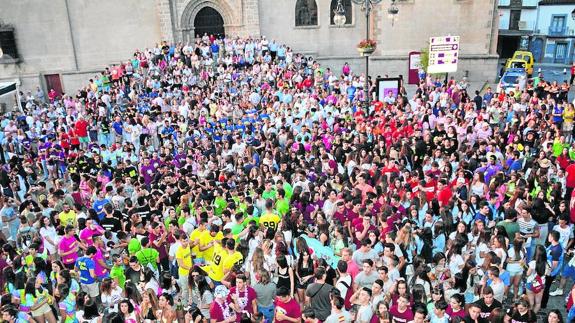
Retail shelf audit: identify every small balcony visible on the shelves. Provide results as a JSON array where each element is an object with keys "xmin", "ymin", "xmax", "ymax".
[{"xmin": 549, "ymin": 26, "xmax": 567, "ymax": 36}]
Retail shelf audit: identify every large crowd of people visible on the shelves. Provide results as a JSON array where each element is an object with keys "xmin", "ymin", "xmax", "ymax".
[{"xmin": 0, "ymin": 33, "xmax": 574, "ymax": 323}]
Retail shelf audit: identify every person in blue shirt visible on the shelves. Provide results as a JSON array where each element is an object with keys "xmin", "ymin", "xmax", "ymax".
[
  {"xmin": 474, "ymin": 203, "xmax": 492, "ymax": 226},
  {"xmin": 75, "ymin": 246, "xmax": 98, "ymax": 298},
  {"xmin": 112, "ymin": 116, "xmax": 123, "ymax": 143},
  {"xmin": 92, "ymin": 190, "xmax": 110, "ymax": 221},
  {"xmin": 542, "ymin": 230, "xmax": 564, "ymax": 309}
]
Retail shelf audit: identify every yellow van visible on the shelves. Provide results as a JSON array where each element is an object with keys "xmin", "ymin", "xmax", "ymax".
[{"xmin": 504, "ymin": 51, "xmax": 534, "ymax": 76}]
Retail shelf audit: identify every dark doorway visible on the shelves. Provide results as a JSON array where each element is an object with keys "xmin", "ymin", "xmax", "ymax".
[
  {"xmin": 44, "ymin": 74, "xmax": 63, "ymax": 97},
  {"xmin": 497, "ymin": 35, "xmax": 520, "ymax": 58},
  {"xmin": 194, "ymin": 7, "xmax": 225, "ymax": 39}
]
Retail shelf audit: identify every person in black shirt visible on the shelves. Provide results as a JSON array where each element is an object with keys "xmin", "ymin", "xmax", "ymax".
[
  {"xmin": 130, "ymin": 196, "xmax": 151, "ymax": 225},
  {"xmin": 474, "ymin": 286, "xmax": 502, "ymax": 320},
  {"xmin": 100, "ymin": 204, "xmax": 122, "ymax": 233},
  {"xmin": 463, "ymin": 303, "xmax": 488, "ymax": 323},
  {"xmin": 473, "ymin": 90, "xmax": 483, "ymax": 110},
  {"xmin": 125, "ymin": 256, "xmax": 143, "ymax": 285},
  {"xmin": 509, "ymin": 299, "xmax": 537, "ymax": 323}
]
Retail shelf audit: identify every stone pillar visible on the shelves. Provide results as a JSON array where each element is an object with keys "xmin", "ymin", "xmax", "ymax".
[
  {"xmin": 242, "ymin": 0, "xmax": 261, "ymax": 37},
  {"xmin": 157, "ymin": 0, "xmax": 175, "ymax": 42}
]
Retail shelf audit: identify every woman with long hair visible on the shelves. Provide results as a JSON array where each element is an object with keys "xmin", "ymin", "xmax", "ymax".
[
  {"xmin": 246, "ymin": 247, "xmax": 266, "ymax": 285},
  {"xmin": 295, "ymin": 249, "xmax": 314, "ymax": 305},
  {"xmin": 253, "ymin": 269, "xmax": 276, "ymax": 322},
  {"xmin": 275, "ymin": 254, "xmax": 295, "ymax": 298},
  {"xmin": 55, "ymin": 284, "xmax": 76, "ymax": 323},
  {"xmin": 195, "ymin": 274, "xmax": 213, "ymax": 322},
  {"xmin": 25, "ymin": 277, "xmax": 57, "ymax": 323},
  {"xmin": 119, "ymin": 298, "xmax": 139, "ymax": 323},
  {"xmin": 506, "ymin": 238, "xmax": 525, "ymax": 302},
  {"xmin": 100, "ymin": 277, "xmax": 122, "ymax": 311},
  {"xmin": 372, "ymin": 300, "xmax": 390, "ymax": 323},
  {"xmin": 509, "ymin": 298, "xmax": 536, "ymax": 323},
  {"xmin": 156, "ymin": 292, "xmax": 176, "ymax": 323},
  {"xmin": 140, "ymin": 289, "xmax": 159, "ymax": 321},
  {"xmin": 77, "ymin": 298, "xmax": 100, "ymax": 323},
  {"xmin": 526, "ymin": 244, "xmax": 546, "ymax": 313}
]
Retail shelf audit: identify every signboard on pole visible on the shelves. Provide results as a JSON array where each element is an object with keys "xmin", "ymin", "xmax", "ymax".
[
  {"xmin": 408, "ymin": 51, "xmax": 421, "ymax": 84},
  {"xmin": 428, "ymin": 36, "xmax": 459, "ymax": 74}
]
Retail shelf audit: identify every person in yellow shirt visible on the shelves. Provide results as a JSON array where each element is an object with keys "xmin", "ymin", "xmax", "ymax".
[
  {"xmin": 200, "ymin": 226, "xmax": 223, "ymax": 263},
  {"xmin": 205, "ymin": 239, "xmax": 228, "ymax": 282},
  {"xmin": 190, "ymin": 219, "xmax": 208, "ymax": 264},
  {"xmin": 222, "ymin": 239, "xmax": 244, "ymax": 282},
  {"xmin": 175, "ymin": 234, "xmax": 193, "ymax": 306},
  {"xmin": 259, "ymin": 200, "xmax": 280, "ymax": 231},
  {"xmin": 58, "ymin": 204, "xmax": 77, "ymax": 227}
]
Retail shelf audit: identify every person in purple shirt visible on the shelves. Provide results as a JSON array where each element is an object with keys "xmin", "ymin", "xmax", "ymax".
[
  {"xmin": 140, "ymin": 157, "xmax": 155, "ymax": 187},
  {"xmin": 474, "ymin": 155, "xmax": 502, "ymax": 184}
]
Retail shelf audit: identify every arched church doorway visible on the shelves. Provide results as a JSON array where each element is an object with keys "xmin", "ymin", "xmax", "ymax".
[{"xmin": 194, "ymin": 7, "xmax": 225, "ymax": 38}]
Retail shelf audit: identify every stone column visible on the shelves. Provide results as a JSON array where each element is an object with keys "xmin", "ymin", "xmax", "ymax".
[{"xmin": 157, "ymin": 0, "xmax": 175, "ymax": 42}]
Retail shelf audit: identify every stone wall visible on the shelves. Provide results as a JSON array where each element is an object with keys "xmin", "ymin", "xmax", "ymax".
[{"xmin": 0, "ymin": 0, "xmax": 162, "ymax": 92}]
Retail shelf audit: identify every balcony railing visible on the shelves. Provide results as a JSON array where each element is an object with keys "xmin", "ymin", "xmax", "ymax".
[{"xmin": 549, "ymin": 26, "xmax": 567, "ymax": 36}]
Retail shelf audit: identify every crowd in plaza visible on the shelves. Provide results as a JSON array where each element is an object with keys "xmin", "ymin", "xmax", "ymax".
[{"xmin": 0, "ymin": 33, "xmax": 575, "ymax": 323}]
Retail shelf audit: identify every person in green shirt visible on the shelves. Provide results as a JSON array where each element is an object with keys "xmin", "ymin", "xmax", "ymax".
[
  {"xmin": 231, "ymin": 213, "xmax": 246, "ymax": 237},
  {"xmin": 276, "ymin": 178, "xmax": 293, "ymax": 200},
  {"xmin": 275, "ymin": 188, "xmax": 289, "ymax": 217},
  {"xmin": 242, "ymin": 205, "xmax": 260, "ymax": 226},
  {"xmin": 110, "ymin": 254, "xmax": 127, "ymax": 289},
  {"xmin": 262, "ymin": 180, "xmax": 277, "ymax": 201},
  {"xmin": 214, "ymin": 189, "xmax": 228, "ymax": 216},
  {"xmin": 128, "ymin": 237, "xmax": 141, "ymax": 255},
  {"xmin": 135, "ymin": 237, "xmax": 160, "ymax": 270},
  {"xmin": 497, "ymin": 209, "xmax": 520, "ymax": 241}
]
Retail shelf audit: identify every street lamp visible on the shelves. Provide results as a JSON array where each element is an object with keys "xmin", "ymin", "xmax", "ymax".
[
  {"xmin": 334, "ymin": 0, "xmax": 347, "ymax": 26},
  {"xmin": 351, "ymin": 0, "xmax": 398, "ymax": 111},
  {"xmin": 388, "ymin": 0, "xmax": 399, "ymax": 25}
]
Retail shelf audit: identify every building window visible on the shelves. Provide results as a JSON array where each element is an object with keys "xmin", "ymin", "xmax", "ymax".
[
  {"xmin": 509, "ymin": 10, "xmax": 521, "ymax": 30},
  {"xmin": 295, "ymin": 0, "xmax": 318, "ymax": 26},
  {"xmin": 0, "ymin": 27, "xmax": 19, "ymax": 61},
  {"xmin": 550, "ymin": 15, "xmax": 566, "ymax": 34},
  {"xmin": 556, "ymin": 42, "xmax": 567, "ymax": 61},
  {"xmin": 330, "ymin": 0, "xmax": 352, "ymax": 25}
]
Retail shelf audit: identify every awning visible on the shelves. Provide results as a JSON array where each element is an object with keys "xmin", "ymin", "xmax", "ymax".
[{"xmin": 0, "ymin": 81, "xmax": 17, "ymax": 97}]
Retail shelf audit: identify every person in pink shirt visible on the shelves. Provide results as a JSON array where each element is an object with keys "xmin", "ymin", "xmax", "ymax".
[
  {"xmin": 341, "ymin": 248, "xmax": 359, "ymax": 279},
  {"xmin": 79, "ymin": 218, "xmax": 105, "ymax": 248},
  {"xmin": 59, "ymin": 225, "xmax": 79, "ymax": 270},
  {"xmin": 92, "ymin": 234, "xmax": 110, "ymax": 279},
  {"xmin": 274, "ymin": 286, "xmax": 301, "ymax": 323}
]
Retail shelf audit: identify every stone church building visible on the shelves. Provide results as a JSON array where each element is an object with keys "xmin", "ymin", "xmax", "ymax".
[{"xmin": 0, "ymin": 0, "xmax": 499, "ymax": 95}]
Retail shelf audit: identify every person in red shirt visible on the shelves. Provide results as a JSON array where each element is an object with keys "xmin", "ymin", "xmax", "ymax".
[
  {"xmin": 68, "ymin": 128, "xmax": 80, "ymax": 151},
  {"xmin": 436, "ymin": 179, "xmax": 453, "ymax": 207},
  {"xmin": 274, "ymin": 286, "xmax": 301, "ymax": 323},
  {"xmin": 75, "ymin": 116, "xmax": 89, "ymax": 148},
  {"xmin": 59, "ymin": 128, "xmax": 70, "ymax": 152},
  {"xmin": 566, "ymin": 161, "xmax": 575, "ymax": 193}
]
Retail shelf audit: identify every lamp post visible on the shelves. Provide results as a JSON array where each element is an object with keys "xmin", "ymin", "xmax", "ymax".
[{"xmin": 351, "ymin": 0, "xmax": 398, "ymax": 111}]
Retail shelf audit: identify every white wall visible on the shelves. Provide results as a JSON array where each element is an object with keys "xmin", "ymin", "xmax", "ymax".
[
  {"xmin": 523, "ymin": 0, "xmax": 538, "ymax": 7},
  {"xmin": 537, "ymin": 4, "xmax": 575, "ymax": 35},
  {"xmin": 521, "ymin": 9, "xmax": 537, "ymax": 31},
  {"xmin": 500, "ymin": 9, "xmax": 510, "ymax": 29},
  {"xmin": 499, "ymin": 0, "xmax": 510, "ymax": 6}
]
